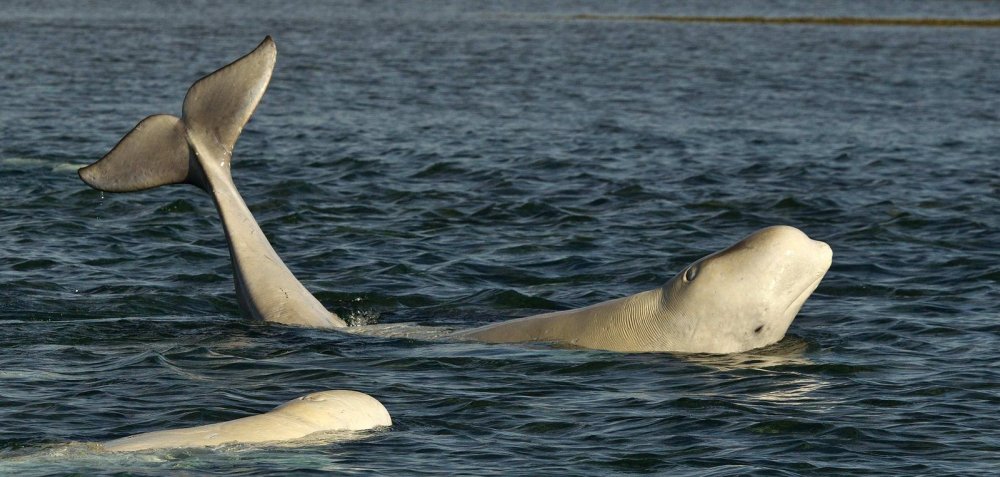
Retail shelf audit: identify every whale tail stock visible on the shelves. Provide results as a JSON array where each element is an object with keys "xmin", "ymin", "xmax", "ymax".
[
  {"xmin": 79, "ymin": 37, "xmax": 347, "ymax": 329},
  {"xmin": 79, "ymin": 36, "xmax": 276, "ymax": 192}
]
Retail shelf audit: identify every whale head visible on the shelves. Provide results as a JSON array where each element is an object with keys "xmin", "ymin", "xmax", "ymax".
[{"xmin": 658, "ymin": 226, "xmax": 832, "ymax": 353}]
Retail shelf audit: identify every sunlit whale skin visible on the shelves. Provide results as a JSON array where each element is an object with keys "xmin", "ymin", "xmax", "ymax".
[
  {"xmin": 103, "ymin": 390, "xmax": 391, "ymax": 452},
  {"xmin": 79, "ymin": 37, "xmax": 345, "ymax": 328},
  {"xmin": 458, "ymin": 226, "xmax": 832, "ymax": 354}
]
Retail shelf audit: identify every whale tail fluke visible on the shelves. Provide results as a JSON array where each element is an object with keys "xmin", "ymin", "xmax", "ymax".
[
  {"xmin": 79, "ymin": 114, "xmax": 189, "ymax": 192},
  {"xmin": 79, "ymin": 36, "xmax": 277, "ymax": 193}
]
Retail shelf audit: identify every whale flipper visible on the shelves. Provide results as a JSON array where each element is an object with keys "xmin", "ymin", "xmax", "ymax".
[{"xmin": 80, "ymin": 37, "xmax": 345, "ymax": 329}]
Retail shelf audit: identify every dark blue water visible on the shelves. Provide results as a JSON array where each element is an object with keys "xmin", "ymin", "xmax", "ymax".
[{"xmin": 2, "ymin": 1, "xmax": 999, "ymax": 475}]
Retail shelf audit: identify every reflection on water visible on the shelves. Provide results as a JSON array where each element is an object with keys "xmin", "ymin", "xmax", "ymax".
[
  {"xmin": 684, "ymin": 338, "xmax": 814, "ymax": 371},
  {"xmin": 682, "ymin": 338, "xmax": 830, "ymax": 406}
]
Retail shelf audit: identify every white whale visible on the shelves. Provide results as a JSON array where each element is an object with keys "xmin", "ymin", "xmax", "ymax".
[
  {"xmin": 103, "ymin": 390, "xmax": 391, "ymax": 452},
  {"xmin": 458, "ymin": 225, "xmax": 832, "ymax": 354},
  {"xmin": 79, "ymin": 37, "xmax": 832, "ymax": 355}
]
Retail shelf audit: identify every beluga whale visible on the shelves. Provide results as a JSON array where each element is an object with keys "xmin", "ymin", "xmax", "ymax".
[
  {"xmin": 103, "ymin": 390, "xmax": 391, "ymax": 452},
  {"xmin": 79, "ymin": 37, "xmax": 832, "ymax": 355}
]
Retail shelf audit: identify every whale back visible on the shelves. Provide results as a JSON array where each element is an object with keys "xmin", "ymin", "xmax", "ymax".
[
  {"xmin": 269, "ymin": 390, "xmax": 393, "ymax": 431},
  {"xmin": 103, "ymin": 390, "xmax": 391, "ymax": 452}
]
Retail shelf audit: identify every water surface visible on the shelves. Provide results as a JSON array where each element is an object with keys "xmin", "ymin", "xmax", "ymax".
[{"xmin": 1, "ymin": 1, "xmax": 999, "ymax": 475}]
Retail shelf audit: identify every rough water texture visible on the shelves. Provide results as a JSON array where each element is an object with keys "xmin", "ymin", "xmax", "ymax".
[{"xmin": 1, "ymin": 1, "xmax": 999, "ymax": 475}]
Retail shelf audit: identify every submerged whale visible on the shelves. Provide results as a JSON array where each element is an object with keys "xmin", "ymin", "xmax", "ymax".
[
  {"xmin": 80, "ymin": 37, "xmax": 832, "ymax": 354},
  {"xmin": 103, "ymin": 390, "xmax": 391, "ymax": 452}
]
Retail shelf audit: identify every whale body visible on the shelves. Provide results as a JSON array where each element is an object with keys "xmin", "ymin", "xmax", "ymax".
[
  {"xmin": 80, "ymin": 37, "xmax": 832, "ymax": 355},
  {"xmin": 103, "ymin": 390, "xmax": 391, "ymax": 452}
]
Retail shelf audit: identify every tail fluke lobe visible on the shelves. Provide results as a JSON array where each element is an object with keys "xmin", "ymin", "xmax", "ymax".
[
  {"xmin": 182, "ymin": 36, "xmax": 276, "ymax": 165},
  {"xmin": 79, "ymin": 114, "xmax": 190, "ymax": 192}
]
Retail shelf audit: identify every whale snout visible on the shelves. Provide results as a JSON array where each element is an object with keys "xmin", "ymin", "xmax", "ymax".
[
  {"xmin": 778, "ymin": 234, "xmax": 832, "ymax": 325},
  {"xmin": 814, "ymin": 239, "xmax": 833, "ymax": 269},
  {"xmin": 808, "ymin": 238, "xmax": 833, "ymax": 288}
]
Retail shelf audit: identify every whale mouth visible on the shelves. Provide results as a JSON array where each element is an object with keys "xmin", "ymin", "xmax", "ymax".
[
  {"xmin": 783, "ymin": 272, "xmax": 826, "ymax": 317},
  {"xmin": 782, "ymin": 239, "xmax": 832, "ymax": 317}
]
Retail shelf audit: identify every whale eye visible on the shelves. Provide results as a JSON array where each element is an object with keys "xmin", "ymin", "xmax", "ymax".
[
  {"xmin": 754, "ymin": 325, "xmax": 764, "ymax": 334},
  {"xmin": 684, "ymin": 266, "xmax": 697, "ymax": 282}
]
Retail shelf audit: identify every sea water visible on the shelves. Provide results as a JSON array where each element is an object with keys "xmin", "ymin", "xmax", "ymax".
[{"xmin": 1, "ymin": 1, "xmax": 998, "ymax": 475}]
